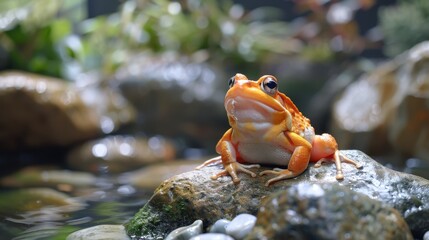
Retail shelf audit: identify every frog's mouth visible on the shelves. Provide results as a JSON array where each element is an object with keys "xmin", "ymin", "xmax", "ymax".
[{"xmin": 225, "ymin": 96, "xmax": 278, "ymax": 123}]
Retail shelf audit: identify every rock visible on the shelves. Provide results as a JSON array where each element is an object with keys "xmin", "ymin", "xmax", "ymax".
[
  {"xmin": 209, "ymin": 219, "xmax": 230, "ymax": 234},
  {"xmin": 120, "ymin": 159, "xmax": 204, "ymax": 190},
  {"xmin": 190, "ymin": 233, "xmax": 234, "ymax": 240},
  {"xmin": 0, "ymin": 188, "xmax": 83, "ymax": 215},
  {"xmin": 332, "ymin": 42, "xmax": 429, "ymax": 160},
  {"xmin": 0, "ymin": 166, "xmax": 97, "ymax": 188},
  {"xmin": 225, "ymin": 214, "xmax": 256, "ymax": 240},
  {"xmin": 66, "ymin": 225, "xmax": 130, "ymax": 240},
  {"xmin": 125, "ymin": 150, "xmax": 429, "ymax": 239},
  {"xmin": 67, "ymin": 135, "xmax": 175, "ymax": 174},
  {"xmin": 114, "ymin": 53, "xmax": 227, "ymax": 149},
  {"xmin": 0, "ymin": 71, "xmax": 135, "ymax": 150},
  {"xmin": 246, "ymin": 183, "xmax": 412, "ymax": 240},
  {"xmin": 165, "ymin": 220, "xmax": 203, "ymax": 240}
]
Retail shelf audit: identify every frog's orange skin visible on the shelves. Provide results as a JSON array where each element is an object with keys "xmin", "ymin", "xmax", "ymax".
[{"xmin": 197, "ymin": 74, "xmax": 362, "ymax": 186}]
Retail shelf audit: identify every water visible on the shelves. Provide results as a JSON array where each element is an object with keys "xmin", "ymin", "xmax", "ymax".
[{"xmin": 0, "ymin": 170, "xmax": 152, "ymax": 240}]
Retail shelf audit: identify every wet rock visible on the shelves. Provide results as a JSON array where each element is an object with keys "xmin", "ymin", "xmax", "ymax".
[
  {"xmin": 165, "ymin": 220, "xmax": 203, "ymax": 240},
  {"xmin": 67, "ymin": 135, "xmax": 175, "ymax": 174},
  {"xmin": 115, "ymin": 53, "xmax": 227, "ymax": 149},
  {"xmin": 246, "ymin": 183, "xmax": 412, "ymax": 240},
  {"xmin": 0, "ymin": 166, "xmax": 97, "ymax": 188},
  {"xmin": 225, "ymin": 214, "xmax": 256, "ymax": 240},
  {"xmin": 120, "ymin": 159, "xmax": 204, "ymax": 190},
  {"xmin": 0, "ymin": 71, "xmax": 135, "ymax": 150},
  {"xmin": 424, "ymin": 231, "xmax": 429, "ymax": 240},
  {"xmin": 332, "ymin": 42, "xmax": 429, "ymax": 159},
  {"xmin": 0, "ymin": 188, "xmax": 83, "ymax": 215},
  {"xmin": 125, "ymin": 150, "xmax": 429, "ymax": 239},
  {"xmin": 190, "ymin": 233, "xmax": 234, "ymax": 240},
  {"xmin": 66, "ymin": 225, "xmax": 130, "ymax": 240}
]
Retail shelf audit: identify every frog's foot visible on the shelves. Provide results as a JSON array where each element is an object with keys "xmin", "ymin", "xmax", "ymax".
[
  {"xmin": 314, "ymin": 151, "xmax": 362, "ymax": 180},
  {"xmin": 211, "ymin": 162, "xmax": 260, "ymax": 184},
  {"xmin": 260, "ymin": 168, "xmax": 300, "ymax": 187},
  {"xmin": 195, "ymin": 156, "xmax": 222, "ymax": 170}
]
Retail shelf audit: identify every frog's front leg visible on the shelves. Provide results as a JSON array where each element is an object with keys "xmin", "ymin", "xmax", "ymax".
[
  {"xmin": 260, "ymin": 132, "xmax": 311, "ymax": 186},
  {"xmin": 212, "ymin": 140, "xmax": 260, "ymax": 184}
]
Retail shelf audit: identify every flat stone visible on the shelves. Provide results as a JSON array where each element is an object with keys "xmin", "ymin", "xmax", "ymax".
[
  {"xmin": 67, "ymin": 135, "xmax": 176, "ymax": 173},
  {"xmin": 66, "ymin": 225, "xmax": 130, "ymax": 240},
  {"xmin": 125, "ymin": 150, "xmax": 429, "ymax": 239}
]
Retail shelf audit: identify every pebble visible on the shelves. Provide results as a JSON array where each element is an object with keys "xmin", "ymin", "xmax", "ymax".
[
  {"xmin": 66, "ymin": 225, "xmax": 130, "ymax": 240},
  {"xmin": 225, "ymin": 213, "xmax": 256, "ymax": 240},
  {"xmin": 165, "ymin": 220, "xmax": 203, "ymax": 240},
  {"xmin": 189, "ymin": 233, "xmax": 234, "ymax": 240},
  {"xmin": 209, "ymin": 219, "xmax": 230, "ymax": 234},
  {"xmin": 424, "ymin": 231, "xmax": 429, "ymax": 240}
]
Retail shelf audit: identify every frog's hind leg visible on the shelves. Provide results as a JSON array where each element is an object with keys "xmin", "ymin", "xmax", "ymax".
[
  {"xmin": 312, "ymin": 134, "xmax": 362, "ymax": 180},
  {"xmin": 195, "ymin": 156, "xmax": 222, "ymax": 170}
]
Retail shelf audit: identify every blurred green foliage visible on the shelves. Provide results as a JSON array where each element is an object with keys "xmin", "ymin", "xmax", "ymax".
[
  {"xmin": 0, "ymin": 0, "xmax": 83, "ymax": 77},
  {"xmin": 380, "ymin": 0, "xmax": 429, "ymax": 57},
  {"xmin": 0, "ymin": 0, "xmax": 298, "ymax": 81}
]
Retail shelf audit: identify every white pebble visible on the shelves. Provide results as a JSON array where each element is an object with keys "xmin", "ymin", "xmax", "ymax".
[
  {"xmin": 209, "ymin": 219, "xmax": 230, "ymax": 234},
  {"xmin": 190, "ymin": 233, "xmax": 234, "ymax": 240},
  {"xmin": 165, "ymin": 220, "xmax": 203, "ymax": 240},
  {"xmin": 225, "ymin": 213, "xmax": 257, "ymax": 240}
]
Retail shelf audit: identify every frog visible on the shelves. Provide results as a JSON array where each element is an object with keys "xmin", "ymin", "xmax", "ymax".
[{"xmin": 196, "ymin": 73, "xmax": 362, "ymax": 186}]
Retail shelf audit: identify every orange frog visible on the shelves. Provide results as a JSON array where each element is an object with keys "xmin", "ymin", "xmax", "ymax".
[{"xmin": 197, "ymin": 73, "xmax": 362, "ymax": 186}]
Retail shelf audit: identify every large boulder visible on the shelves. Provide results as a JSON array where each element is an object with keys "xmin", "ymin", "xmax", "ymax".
[
  {"xmin": 247, "ymin": 183, "xmax": 412, "ymax": 240},
  {"xmin": 332, "ymin": 42, "xmax": 429, "ymax": 160},
  {"xmin": 125, "ymin": 150, "xmax": 429, "ymax": 239},
  {"xmin": 0, "ymin": 71, "xmax": 135, "ymax": 150}
]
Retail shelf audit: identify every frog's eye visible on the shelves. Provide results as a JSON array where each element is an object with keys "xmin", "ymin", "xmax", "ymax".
[
  {"xmin": 261, "ymin": 76, "xmax": 278, "ymax": 95},
  {"xmin": 228, "ymin": 76, "xmax": 235, "ymax": 88}
]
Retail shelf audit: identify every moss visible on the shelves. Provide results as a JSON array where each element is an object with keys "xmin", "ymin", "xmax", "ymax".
[
  {"xmin": 125, "ymin": 205, "xmax": 161, "ymax": 237},
  {"xmin": 125, "ymin": 197, "xmax": 193, "ymax": 239}
]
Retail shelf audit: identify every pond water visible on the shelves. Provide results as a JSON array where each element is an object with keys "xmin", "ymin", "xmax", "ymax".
[{"xmin": 0, "ymin": 151, "xmax": 154, "ymax": 240}]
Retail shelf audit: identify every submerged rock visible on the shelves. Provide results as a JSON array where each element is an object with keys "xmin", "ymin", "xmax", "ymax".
[
  {"xmin": 66, "ymin": 225, "xmax": 130, "ymax": 240},
  {"xmin": 67, "ymin": 135, "xmax": 175, "ymax": 173},
  {"xmin": 332, "ymin": 42, "xmax": 429, "ymax": 160},
  {"xmin": 0, "ymin": 71, "xmax": 135, "ymax": 150},
  {"xmin": 246, "ymin": 183, "xmax": 412, "ymax": 240},
  {"xmin": 0, "ymin": 188, "xmax": 83, "ymax": 215},
  {"xmin": 0, "ymin": 166, "xmax": 97, "ymax": 188},
  {"xmin": 125, "ymin": 150, "xmax": 429, "ymax": 239}
]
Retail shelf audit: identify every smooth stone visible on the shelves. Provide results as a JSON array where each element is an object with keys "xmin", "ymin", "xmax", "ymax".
[
  {"xmin": 67, "ymin": 135, "xmax": 176, "ymax": 173},
  {"xmin": 125, "ymin": 150, "xmax": 429, "ymax": 239},
  {"xmin": 0, "ymin": 166, "xmax": 97, "ymax": 188},
  {"xmin": 66, "ymin": 225, "xmax": 130, "ymax": 240},
  {"xmin": 209, "ymin": 219, "xmax": 230, "ymax": 234},
  {"xmin": 225, "ymin": 214, "xmax": 256, "ymax": 240},
  {"xmin": 121, "ymin": 159, "xmax": 204, "ymax": 190},
  {"xmin": 0, "ymin": 71, "xmax": 136, "ymax": 150},
  {"xmin": 246, "ymin": 183, "xmax": 412, "ymax": 240},
  {"xmin": 0, "ymin": 188, "xmax": 83, "ymax": 215},
  {"xmin": 165, "ymin": 220, "xmax": 203, "ymax": 240},
  {"xmin": 189, "ymin": 233, "xmax": 234, "ymax": 240}
]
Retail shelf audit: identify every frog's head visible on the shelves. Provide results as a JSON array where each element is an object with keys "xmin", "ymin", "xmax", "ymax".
[{"xmin": 224, "ymin": 73, "xmax": 292, "ymax": 129}]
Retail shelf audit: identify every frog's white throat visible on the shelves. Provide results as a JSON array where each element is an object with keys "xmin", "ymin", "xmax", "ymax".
[{"xmin": 225, "ymin": 96, "xmax": 281, "ymax": 129}]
